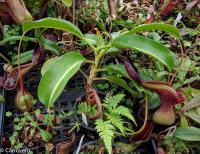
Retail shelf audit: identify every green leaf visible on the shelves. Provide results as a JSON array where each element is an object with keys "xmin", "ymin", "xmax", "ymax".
[
  {"xmin": 6, "ymin": 111, "xmax": 12, "ymax": 117},
  {"xmin": 107, "ymin": 113, "xmax": 125, "ymax": 136},
  {"xmin": 101, "ymin": 64, "xmax": 131, "ymax": 79},
  {"xmin": 0, "ymin": 36, "xmax": 36, "ymax": 46},
  {"xmin": 84, "ymin": 34, "xmax": 99, "ymax": 45},
  {"xmin": 126, "ymin": 23, "xmax": 180, "ymax": 39},
  {"xmin": 174, "ymin": 127, "xmax": 200, "ymax": 141},
  {"xmin": 39, "ymin": 129, "xmax": 52, "ymax": 142},
  {"xmin": 104, "ymin": 94, "xmax": 125, "ymax": 110},
  {"xmin": 181, "ymin": 96, "xmax": 200, "ymax": 112},
  {"xmin": 178, "ymin": 58, "xmax": 191, "ymax": 82},
  {"xmin": 40, "ymin": 36, "xmax": 61, "ymax": 54},
  {"xmin": 184, "ymin": 107, "xmax": 200, "ymax": 124},
  {"xmin": 22, "ymin": 18, "xmax": 84, "ymax": 39},
  {"xmin": 95, "ymin": 119, "xmax": 115, "ymax": 154},
  {"xmin": 0, "ymin": 35, "xmax": 60, "ymax": 54},
  {"xmin": 180, "ymin": 115, "xmax": 189, "ymax": 127},
  {"xmin": 116, "ymin": 142, "xmax": 139, "ymax": 152},
  {"xmin": 99, "ymin": 76, "xmax": 137, "ymax": 97},
  {"xmin": 61, "ymin": 0, "xmax": 73, "ymax": 7},
  {"xmin": 113, "ymin": 18, "xmax": 135, "ymax": 29},
  {"xmin": 149, "ymin": 92, "xmax": 160, "ymax": 109},
  {"xmin": 191, "ymin": 88, "xmax": 200, "ymax": 97},
  {"xmin": 41, "ymin": 57, "xmax": 58, "ymax": 76},
  {"xmin": 12, "ymin": 50, "xmax": 34, "ymax": 65},
  {"xmin": 112, "ymin": 35, "xmax": 174, "ymax": 71},
  {"xmin": 38, "ymin": 52, "xmax": 85, "ymax": 107},
  {"xmin": 183, "ymin": 76, "xmax": 200, "ymax": 85},
  {"xmin": 113, "ymin": 106, "xmax": 136, "ymax": 125},
  {"xmin": 77, "ymin": 102, "xmax": 97, "ymax": 116}
]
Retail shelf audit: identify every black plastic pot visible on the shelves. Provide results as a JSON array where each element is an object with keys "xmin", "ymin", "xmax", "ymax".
[
  {"xmin": 73, "ymin": 140, "xmax": 98, "ymax": 154},
  {"xmin": 73, "ymin": 138, "xmax": 157, "ymax": 154},
  {"xmin": 72, "ymin": 86, "xmax": 158, "ymax": 154},
  {"xmin": 1, "ymin": 67, "xmax": 87, "ymax": 153},
  {"xmin": 1, "ymin": 65, "xmax": 158, "ymax": 153}
]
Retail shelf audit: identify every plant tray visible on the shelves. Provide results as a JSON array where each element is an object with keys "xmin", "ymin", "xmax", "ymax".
[
  {"xmin": 0, "ymin": 67, "xmax": 156, "ymax": 153},
  {"xmin": 1, "ymin": 67, "xmax": 86, "ymax": 153}
]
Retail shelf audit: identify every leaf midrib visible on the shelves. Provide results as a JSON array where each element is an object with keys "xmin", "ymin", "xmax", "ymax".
[{"xmin": 48, "ymin": 60, "xmax": 83, "ymax": 106}]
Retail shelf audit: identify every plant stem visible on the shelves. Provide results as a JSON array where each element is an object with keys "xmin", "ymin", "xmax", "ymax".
[
  {"xmin": 87, "ymin": 47, "xmax": 110, "ymax": 83},
  {"xmin": 79, "ymin": 69, "xmax": 89, "ymax": 81},
  {"xmin": 46, "ymin": 109, "xmax": 54, "ymax": 131},
  {"xmin": 82, "ymin": 38, "xmax": 97, "ymax": 56},
  {"xmin": 96, "ymin": 44, "xmax": 111, "ymax": 53},
  {"xmin": 129, "ymin": 94, "xmax": 148, "ymax": 136},
  {"xmin": 85, "ymin": 60, "xmax": 96, "ymax": 65},
  {"xmin": 94, "ymin": 68, "xmax": 111, "ymax": 73},
  {"xmin": 97, "ymin": 49, "xmax": 108, "ymax": 61},
  {"xmin": 0, "ymin": 53, "xmax": 11, "ymax": 64},
  {"xmin": 18, "ymin": 32, "xmax": 26, "ymax": 93},
  {"xmin": 85, "ymin": 44, "xmax": 110, "ymax": 84}
]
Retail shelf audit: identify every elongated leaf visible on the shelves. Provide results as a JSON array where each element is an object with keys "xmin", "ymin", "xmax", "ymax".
[
  {"xmin": 39, "ymin": 129, "xmax": 52, "ymax": 142},
  {"xmin": 113, "ymin": 106, "xmax": 136, "ymax": 125},
  {"xmin": 181, "ymin": 96, "xmax": 200, "ymax": 112},
  {"xmin": 112, "ymin": 35, "xmax": 174, "ymax": 71},
  {"xmin": 0, "ymin": 36, "xmax": 36, "ymax": 46},
  {"xmin": 98, "ymin": 76, "xmax": 136, "ymax": 97},
  {"xmin": 115, "ymin": 142, "xmax": 139, "ymax": 153},
  {"xmin": 174, "ymin": 127, "xmax": 200, "ymax": 141},
  {"xmin": 22, "ymin": 18, "xmax": 84, "ymax": 39},
  {"xmin": 41, "ymin": 57, "xmax": 58, "ymax": 76},
  {"xmin": 0, "ymin": 35, "xmax": 60, "ymax": 54},
  {"xmin": 84, "ymin": 34, "xmax": 99, "ymax": 45},
  {"xmin": 184, "ymin": 111, "xmax": 200, "ymax": 124},
  {"xmin": 126, "ymin": 23, "xmax": 180, "ymax": 38},
  {"xmin": 184, "ymin": 107, "xmax": 200, "ymax": 124},
  {"xmin": 61, "ymin": 0, "xmax": 73, "ymax": 7},
  {"xmin": 178, "ymin": 58, "xmax": 191, "ymax": 82},
  {"xmin": 38, "ymin": 52, "xmax": 85, "ymax": 107},
  {"xmin": 107, "ymin": 113, "xmax": 125, "ymax": 135},
  {"xmin": 40, "ymin": 36, "xmax": 60, "ymax": 54},
  {"xmin": 95, "ymin": 119, "xmax": 115, "ymax": 154},
  {"xmin": 184, "ymin": 76, "xmax": 200, "ymax": 85},
  {"xmin": 180, "ymin": 115, "xmax": 189, "ymax": 127},
  {"xmin": 12, "ymin": 49, "xmax": 34, "ymax": 65},
  {"xmin": 101, "ymin": 64, "xmax": 131, "ymax": 79}
]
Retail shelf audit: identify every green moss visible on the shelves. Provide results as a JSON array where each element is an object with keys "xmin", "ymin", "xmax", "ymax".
[
  {"xmin": 163, "ymin": 135, "xmax": 200, "ymax": 154},
  {"xmin": 163, "ymin": 136, "xmax": 188, "ymax": 154}
]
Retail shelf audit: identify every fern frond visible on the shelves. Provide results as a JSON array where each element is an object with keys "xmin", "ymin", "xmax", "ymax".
[
  {"xmin": 77, "ymin": 102, "xmax": 96, "ymax": 116},
  {"xmin": 95, "ymin": 119, "xmax": 115, "ymax": 154},
  {"xmin": 113, "ymin": 106, "xmax": 136, "ymax": 125},
  {"xmin": 106, "ymin": 113, "xmax": 125, "ymax": 136},
  {"xmin": 104, "ymin": 94, "xmax": 125, "ymax": 110}
]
